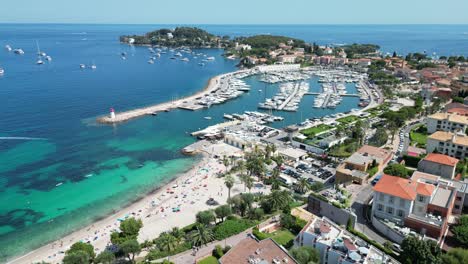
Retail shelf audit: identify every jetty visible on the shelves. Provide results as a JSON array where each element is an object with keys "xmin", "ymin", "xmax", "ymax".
[{"xmin": 97, "ymin": 70, "xmax": 249, "ymax": 124}]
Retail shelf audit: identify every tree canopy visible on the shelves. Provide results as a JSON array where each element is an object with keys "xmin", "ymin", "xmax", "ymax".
[
  {"xmin": 400, "ymin": 236, "xmax": 442, "ymax": 264},
  {"xmin": 110, "ymin": 217, "xmax": 143, "ymax": 245},
  {"xmin": 383, "ymin": 164, "xmax": 411, "ymax": 178},
  {"xmin": 289, "ymin": 246, "xmax": 320, "ymax": 264}
]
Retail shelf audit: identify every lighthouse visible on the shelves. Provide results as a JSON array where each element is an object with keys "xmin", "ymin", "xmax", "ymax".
[{"xmin": 110, "ymin": 108, "xmax": 115, "ymax": 119}]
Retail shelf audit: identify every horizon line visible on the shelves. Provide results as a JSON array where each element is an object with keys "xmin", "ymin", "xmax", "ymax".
[{"xmin": 0, "ymin": 22, "xmax": 467, "ymax": 26}]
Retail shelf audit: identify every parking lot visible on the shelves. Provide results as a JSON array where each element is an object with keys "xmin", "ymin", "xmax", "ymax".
[{"xmin": 279, "ymin": 158, "xmax": 336, "ymax": 187}]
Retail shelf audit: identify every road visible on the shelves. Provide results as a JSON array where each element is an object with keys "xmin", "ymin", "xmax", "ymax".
[{"xmin": 350, "ymin": 184, "xmax": 387, "ymax": 244}]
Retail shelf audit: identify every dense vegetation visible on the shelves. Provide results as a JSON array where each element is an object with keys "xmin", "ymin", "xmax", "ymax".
[
  {"xmin": 343, "ymin": 43, "xmax": 380, "ymax": 58},
  {"xmin": 237, "ymin": 35, "xmax": 305, "ymax": 49},
  {"xmin": 120, "ymin": 27, "xmax": 225, "ymax": 48}
]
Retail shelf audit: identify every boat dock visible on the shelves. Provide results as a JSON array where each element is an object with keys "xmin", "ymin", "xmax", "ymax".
[
  {"xmin": 277, "ymin": 82, "xmax": 300, "ymax": 110},
  {"xmin": 191, "ymin": 120, "xmax": 241, "ymax": 137},
  {"xmin": 306, "ymin": 92, "xmax": 360, "ymax": 97}
]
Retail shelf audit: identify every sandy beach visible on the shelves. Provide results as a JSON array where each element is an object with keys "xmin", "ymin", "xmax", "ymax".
[{"xmin": 8, "ymin": 142, "xmax": 255, "ymax": 264}]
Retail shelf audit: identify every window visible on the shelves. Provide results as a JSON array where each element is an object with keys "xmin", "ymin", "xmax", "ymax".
[
  {"xmin": 387, "ymin": 207, "xmax": 393, "ymax": 215},
  {"xmin": 379, "ymin": 193, "xmax": 385, "ymax": 201},
  {"xmin": 378, "ymin": 204, "xmax": 383, "ymax": 211},
  {"xmin": 389, "ymin": 196, "xmax": 394, "ymax": 204},
  {"xmin": 397, "ymin": 210, "xmax": 404, "ymax": 217},
  {"xmin": 455, "ymin": 205, "xmax": 460, "ymax": 210},
  {"xmin": 399, "ymin": 198, "xmax": 405, "ymax": 207},
  {"xmin": 418, "ymin": 195, "xmax": 425, "ymax": 202}
]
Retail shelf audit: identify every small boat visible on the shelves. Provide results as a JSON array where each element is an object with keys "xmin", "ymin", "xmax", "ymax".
[
  {"xmin": 14, "ymin": 48, "xmax": 24, "ymax": 55},
  {"xmin": 36, "ymin": 58, "xmax": 44, "ymax": 65},
  {"xmin": 121, "ymin": 52, "xmax": 127, "ymax": 57},
  {"xmin": 206, "ymin": 56, "xmax": 215, "ymax": 61},
  {"xmin": 85, "ymin": 174, "xmax": 93, "ymax": 178},
  {"xmin": 151, "ymin": 112, "xmax": 158, "ymax": 116},
  {"xmin": 79, "ymin": 64, "xmax": 86, "ymax": 69},
  {"xmin": 175, "ymin": 52, "xmax": 182, "ymax": 57},
  {"xmin": 56, "ymin": 182, "xmax": 63, "ymax": 187},
  {"xmin": 5, "ymin": 45, "xmax": 12, "ymax": 51},
  {"xmin": 0, "ymin": 68, "xmax": 4, "ymax": 75},
  {"xmin": 90, "ymin": 62, "xmax": 97, "ymax": 69},
  {"xmin": 204, "ymin": 116, "xmax": 212, "ymax": 120},
  {"xmin": 198, "ymin": 62, "xmax": 205, "ymax": 66},
  {"xmin": 170, "ymin": 57, "xmax": 176, "ymax": 60},
  {"xmin": 181, "ymin": 58, "xmax": 189, "ymax": 62},
  {"xmin": 121, "ymin": 56, "xmax": 126, "ymax": 60},
  {"xmin": 148, "ymin": 59, "xmax": 154, "ymax": 64},
  {"xmin": 45, "ymin": 55, "xmax": 52, "ymax": 61}
]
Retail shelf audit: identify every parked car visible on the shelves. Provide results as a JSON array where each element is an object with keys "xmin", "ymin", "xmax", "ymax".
[{"xmin": 371, "ymin": 174, "xmax": 382, "ymax": 186}]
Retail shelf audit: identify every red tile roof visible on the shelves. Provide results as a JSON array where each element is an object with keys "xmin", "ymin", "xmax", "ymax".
[
  {"xmin": 423, "ymin": 153, "xmax": 459, "ymax": 167},
  {"xmin": 417, "ymin": 182, "xmax": 435, "ymax": 196},
  {"xmin": 219, "ymin": 237, "xmax": 298, "ymax": 264},
  {"xmin": 373, "ymin": 174, "xmax": 417, "ymax": 200},
  {"xmin": 448, "ymin": 108, "xmax": 468, "ymax": 116}
]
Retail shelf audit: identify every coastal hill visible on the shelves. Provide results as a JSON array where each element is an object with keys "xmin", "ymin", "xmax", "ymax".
[{"xmin": 120, "ymin": 27, "xmax": 229, "ymax": 48}]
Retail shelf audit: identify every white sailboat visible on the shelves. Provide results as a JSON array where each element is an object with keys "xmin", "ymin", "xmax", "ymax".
[
  {"xmin": 35, "ymin": 41, "xmax": 44, "ymax": 65},
  {"xmin": 90, "ymin": 61, "xmax": 97, "ymax": 69},
  {"xmin": 0, "ymin": 67, "xmax": 4, "ymax": 75},
  {"xmin": 5, "ymin": 45, "xmax": 12, "ymax": 52}
]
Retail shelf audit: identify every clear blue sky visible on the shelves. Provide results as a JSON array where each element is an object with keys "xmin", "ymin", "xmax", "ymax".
[{"xmin": 1, "ymin": 0, "xmax": 467, "ymax": 24}]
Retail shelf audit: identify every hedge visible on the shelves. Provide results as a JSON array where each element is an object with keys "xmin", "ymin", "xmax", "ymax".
[{"xmin": 213, "ymin": 219, "xmax": 257, "ymax": 240}]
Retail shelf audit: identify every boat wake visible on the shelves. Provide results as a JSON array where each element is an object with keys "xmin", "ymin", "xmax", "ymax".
[{"xmin": 0, "ymin": 137, "xmax": 48, "ymax": 141}]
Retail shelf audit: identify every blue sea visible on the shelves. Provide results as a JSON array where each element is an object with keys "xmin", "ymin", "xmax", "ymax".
[{"xmin": 0, "ymin": 24, "xmax": 467, "ymax": 262}]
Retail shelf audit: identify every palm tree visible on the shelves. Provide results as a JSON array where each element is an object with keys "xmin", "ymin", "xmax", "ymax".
[
  {"xmin": 271, "ymin": 167, "xmax": 281, "ymax": 190},
  {"xmin": 169, "ymin": 227, "xmax": 185, "ymax": 245},
  {"xmin": 295, "ymin": 178, "xmax": 311, "ymax": 194},
  {"xmin": 222, "ymin": 155, "xmax": 229, "ymax": 173},
  {"xmin": 191, "ymin": 224, "xmax": 214, "ymax": 247},
  {"xmin": 245, "ymin": 175, "xmax": 254, "ymax": 193},
  {"xmin": 267, "ymin": 190, "xmax": 292, "ymax": 211},
  {"xmin": 157, "ymin": 233, "xmax": 179, "ymax": 252},
  {"xmin": 224, "ymin": 174, "xmax": 235, "ymax": 202}
]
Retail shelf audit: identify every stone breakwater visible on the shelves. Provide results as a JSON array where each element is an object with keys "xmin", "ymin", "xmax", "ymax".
[{"xmin": 96, "ymin": 70, "xmax": 250, "ymax": 124}]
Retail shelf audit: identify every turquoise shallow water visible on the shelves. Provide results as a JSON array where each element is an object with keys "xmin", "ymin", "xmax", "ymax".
[{"xmin": 1, "ymin": 24, "xmax": 467, "ymax": 262}]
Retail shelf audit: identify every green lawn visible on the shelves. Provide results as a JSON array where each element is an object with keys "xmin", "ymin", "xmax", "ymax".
[
  {"xmin": 198, "ymin": 256, "xmax": 218, "ymax": 264},
  {"xmin": 270, "ymin": 230, "xmax": 295, "ymax": 246},
  {"xmin": 410, "ymin": 126, "xmax": 428, "ymax": 147},
  {"xmin": 336, "ymin": 115, "xmax": 359, "ymax": 124},
  {"xmin": 301, "ymin": 124, "xmax": 332, "ymax": 138}
]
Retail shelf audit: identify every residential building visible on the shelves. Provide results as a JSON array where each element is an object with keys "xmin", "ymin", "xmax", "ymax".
[
  {"xmin": 417, "ymin": 153, "xmax": 459, "ymax": 179},
  {"xmin": 426, "ymin": 131, "xmax": 468, "ymax": 159},
  {"xmin": 426, "ymin": 112, "xmax": 468, "ymax": 134},
  {"xmin": 336, "ymin": 145, "xmax": 392, "ymax": 184},
  {"xmin": 372, "ymin": 174, "xmax": 456, "ymax": 240},
  {"xmin": 296, "ymin": 216, "xmax": 398, "ymax": 264},
  {"xmin": 277, "ymin": 54, "xmax": 297, "ymax": 64},
  {"xmin": 219, "ymin": 236, "xmax": 298, "ymax": 264}
]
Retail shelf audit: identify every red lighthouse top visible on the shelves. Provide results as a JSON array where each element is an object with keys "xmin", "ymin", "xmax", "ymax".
[{"xmin": 110, "ymin": 108, "xmax": 115, "ymax": 112}]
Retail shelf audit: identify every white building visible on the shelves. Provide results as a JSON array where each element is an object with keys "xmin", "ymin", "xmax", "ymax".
[
  {"xmin": 426, "ymin": 131, "xmax": 468, "ymax": 159},
  {"xmin": 426, "ymin": 112, "xmax": 468, "ymax": 134},
  {"xmin": 296, "ymin": 216, "xmax": 397, "ymax": 264}
]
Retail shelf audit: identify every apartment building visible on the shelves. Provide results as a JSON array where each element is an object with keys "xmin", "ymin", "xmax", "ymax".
[
  {"xmin": 372, "ymin": 174, "xmax": 457, "ymax": 240},
  {"xmin": 426, "ymin": 112, "xmax": 468, "ymax": 134},
  {"xmin": 295, "ymin": 216, "xmax": 397, "ymax": 264},
  {"xmin": 426, "ymin": 131, "xmax": 468, "ymax": 159}
]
